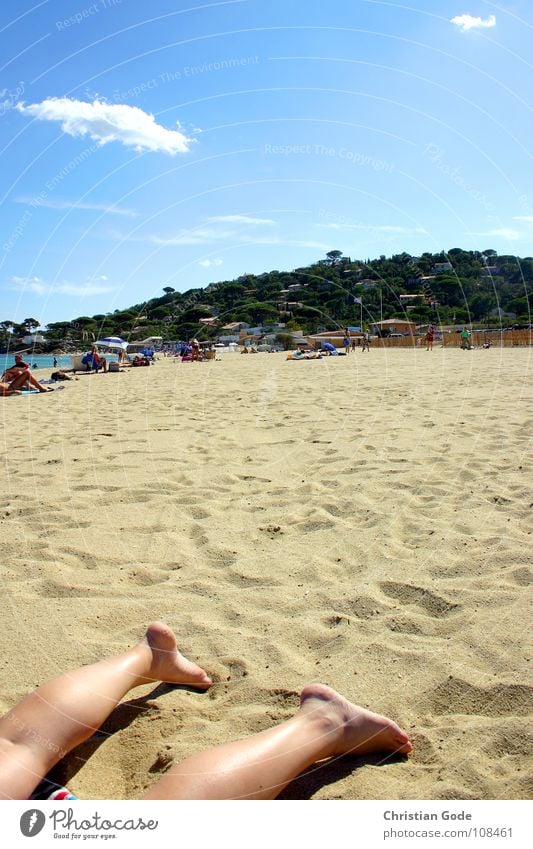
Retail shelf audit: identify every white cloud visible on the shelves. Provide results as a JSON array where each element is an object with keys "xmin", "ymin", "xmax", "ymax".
[
  {"xmin": 147, "ymin": 227, "xmax": 236, "ymax": 246},
  {"xmin": 207, "ymin": 215, "xmax": 276, "ymax": 225},
  {"xmin": 10, "ymin": 275, "xmax": 113, "ymax": 296},
  {"xmin": 10, "ymin": 276, "xmax": 47, "ymax": 296},
  {"xmin": 143, "ymin": 231, "xmax": 327, "ymax": 250},
  {"xmin": 316, "ymin": 223, "xmax": 426, "ymax": 234},
  {"xmin": 15, "ymin": 196, "xmax": 139, "ymax": 217},
  {"xmin": 16, "ymin": 98, "xmax": 193, "ymax": 155},
  {"xmin": 467, "ymin": 227, "xmax": 521, "ymax": 241},
  {"xmin": 450, "ymin": 13, "xmax": 496, "ymax": 32},
  {"xmin": 112, "ymin": 208, "xmax": 329, "ymax": 251},
  {"xmin": 513, "ymin": 215, "xmax": 533, "ymax": 223},
  {"xmin": 198, "ymin": 258, "xmax": 223, "ymax": 267},
  {"xmin": 246, "ymin": 237, "xmax": 329, "ymax": 250}
]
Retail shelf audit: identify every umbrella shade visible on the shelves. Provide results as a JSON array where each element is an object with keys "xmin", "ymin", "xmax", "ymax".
[{"xmin": 94, "ymin": 337, "xmax": 128, "ymax": 350}]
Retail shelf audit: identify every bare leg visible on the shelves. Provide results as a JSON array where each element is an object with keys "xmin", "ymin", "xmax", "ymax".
[
  {"xmin": 0, "ymin": 382, "xmax": 22, "ymax": 396},
  {"xmin": 0, "ymin": 623, "xmax": 211, "ymax": 800},
  {"xmin": 9, "ymin": 371, "xmax": 50, "ymax": 393},
  {"xmin": 143, "ymin": 683, "xmax": 412, "ymax": 800}
]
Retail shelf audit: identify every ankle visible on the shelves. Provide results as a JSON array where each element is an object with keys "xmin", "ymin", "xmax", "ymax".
[
  {"xmin": 117, "ymin": 642, "xmax": 154, "ymax": 688},
  {"xmin": 296, "ymin": 706, "xmax": 344, "ymax": 760}
]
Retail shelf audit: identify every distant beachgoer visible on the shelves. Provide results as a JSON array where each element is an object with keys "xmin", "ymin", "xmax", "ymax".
[
  {"xmin": 425, "ymin": 327, "xmax": 435, "ymax": 351},
  {"xmin": 92, "ymin": 348, "xmax": 107, "ymax": 372},
  {"xmin": 361, "ymin": 333, "xmax": 370, "ymax": 352},
  {"xmin": 0, "ymin": 621, "xmax": 412, "ymax": 800},
  {"xmin": 351, "ymin": 338, "xmax": 357, "ymax": 351},
  {"xmin": 190, "ymin": 339, "xmax": 200, "ymax": 361},
  {"xmin": 343, "ymin": 329, "xmax": 350, "ymax": 354},
  {"xmin": 460, "ymin": 328, "xmax": 471, "ymax": 350},
  {"xmin": 482, "ymin": 339, "xmax": 493, "ymax": 349},
  {"xmin": 53, "ymin": 357, "xmax": 58, "ymax": 368}
]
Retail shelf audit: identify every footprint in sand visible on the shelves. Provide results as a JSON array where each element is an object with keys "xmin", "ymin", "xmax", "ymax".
[
  {"xmin": 219, "ymin": 656, "xmax": 249, "ymax": 680},
  {"xmin": 380, "ymin": 581, "xmax": 460, "ymax": 618},
  {"xmin": 427, "ymin": 678, "xmax": 532, "ymax": 717}
]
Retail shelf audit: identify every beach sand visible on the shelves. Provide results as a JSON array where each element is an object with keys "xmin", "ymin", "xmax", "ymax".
[{"xmin": 1, "ymin": 348, "xmax": 531, "ymax": 800}]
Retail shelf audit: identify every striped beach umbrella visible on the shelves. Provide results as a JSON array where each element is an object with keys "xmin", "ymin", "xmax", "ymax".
[{"xmin": 94, "ymin": 337, "xmax": 128, "ymax": 350}]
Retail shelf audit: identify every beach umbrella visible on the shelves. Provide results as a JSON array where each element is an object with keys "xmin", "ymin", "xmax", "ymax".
[
  {"xmin": 94, "ymin": 336, "xmax": 128, "ymax": 350},
  {"xmin": 321, "ymin": 342, "xmax": 336, "ymax": 352}
]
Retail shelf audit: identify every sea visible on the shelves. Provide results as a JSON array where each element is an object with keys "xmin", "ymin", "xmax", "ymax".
[{"xmin": 1, "ymin": 353, "xmax": 119, "ymax": 372}]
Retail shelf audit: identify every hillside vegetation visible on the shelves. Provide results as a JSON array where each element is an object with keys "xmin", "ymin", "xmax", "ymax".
[{"xmin": 2, "ymin": 248, "xmax": 531, "ymax": 349}]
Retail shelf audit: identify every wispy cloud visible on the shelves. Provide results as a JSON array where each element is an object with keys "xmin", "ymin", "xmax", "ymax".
[
  {"xmin": 467, "ymin": 227, "xmax": 521, "ymax": 241},
  {"xmin": 245, "ymin": 237, "xmax": 329, "ymax": 250},
  {"xmin": 9, "ymin": 276, "xmax": 47, "ymax": 296},
  {"xmin": 147, "ymin": 227, "xmax": 235, "ymax": 246},
  {"xmin": 207, "ymin": 215, "xmax": 276, "ymax": 225},
  {"xmin": 15, "ymin": 196, "xmax": 139, "ymax": 217},
  {"xmin": 198, "ymin": 258, "xmax": 223, "ymax": 267},
  {"xmin": 450, "ymin": 13, "xmax": 496, "ymax": 32},
  {"xmin": 16, "ymin": 98, "xmax": 193, "ymax": 155},
  {"xmin": 112, "ymin": 226, "xmax": 328, "ymax": 252},
  {"xmin": 316, "ymin": 223, "xmax": 426, "ymax": 234},
  {"xmin": 110, "ymin": 209, "xmax": 330, "ymax": 251},
  {"xmin": 513, "ymin": 215, "xmax": 533, "ymax": 223},
  {"xmin": 10, "ymin": 275, "xmax": 113, "ymax": 296}
]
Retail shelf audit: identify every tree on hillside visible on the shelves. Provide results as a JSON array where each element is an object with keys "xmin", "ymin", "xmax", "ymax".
[
  {"xmin": 22, "ymin": 318, "xmax": 40, "ymax": 334},
  {"xmin": 0, "ymin": 320, "xmax": 14, "ymax": 342}
]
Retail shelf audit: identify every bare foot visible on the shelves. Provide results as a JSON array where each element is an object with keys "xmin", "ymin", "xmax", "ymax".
[
  {"xmin": 141, "ymin": 622, "xmax": 212, "ymax": 689},
  {"xmin": 300, "ymin": 683, "xmax": 412, "ymax": 758}
]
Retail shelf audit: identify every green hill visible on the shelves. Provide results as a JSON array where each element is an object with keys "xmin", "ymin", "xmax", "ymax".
[{"xmin": 2, "ymin": 248, "xmax": 531, "ymax": 349}]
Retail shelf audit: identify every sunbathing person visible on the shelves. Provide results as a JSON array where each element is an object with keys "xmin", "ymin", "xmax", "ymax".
[
  {"xmin": 0, "ymin": 380, "xmax": 22, "ymax": 396},
  {"xmin": 9, "ymin": 354, "xmax": 31, "ymax": 371},
  {"xmin": 0, "ymin": 621, "xmax": 412, "ymax": 801},
  {"xmin": 1, "ymin": 353, "xmax": 31, "ymax": 381},
  {"xmin": 0, "ymin": 367, "xmax": 51, "ymax": 393}
]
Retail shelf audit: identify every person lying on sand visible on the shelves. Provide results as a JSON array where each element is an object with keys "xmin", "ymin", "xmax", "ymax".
[{"xmin": 0, "ymin": 621, "xmax": 412, "ymax": 801}]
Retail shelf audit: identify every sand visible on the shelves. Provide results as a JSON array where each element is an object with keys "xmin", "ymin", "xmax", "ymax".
[{"xmin": 0, "ymin": 348, "xmax": 531, "ymax": 800}]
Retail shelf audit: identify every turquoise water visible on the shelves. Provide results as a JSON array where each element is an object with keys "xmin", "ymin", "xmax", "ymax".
[{"xmin": 1, "ymin": 353, "xmax": 118, "ymax": 372}]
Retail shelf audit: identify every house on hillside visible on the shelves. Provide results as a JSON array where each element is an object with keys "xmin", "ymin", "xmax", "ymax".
[
  {"xmin": 199, "ymin": 317, "xmax": 221, "ymax": 327},
  {"xmin": 307, "ymin": 328, "xmax": 362, "ymax": 349},
  {"xmin": 370, "ymin": 319, "xmax": 416, "ymax": 335},
  {"xmin": 221, "ymin": 322, "xmax": 249, "ymax": 332},
  {"xmin": 22, "ymin": 334, "xmax": 46, "ymax": 345},
  {"xmin": 480, "ymin": 266, "xmax": 500, "ymax": 278},
  {"xmin": 399, "ymin": 294, "xmax": 424, "ymax": 303},
  {"xmin": 399, "ymin": 293, "xmax": 425, "ymax": 312}
]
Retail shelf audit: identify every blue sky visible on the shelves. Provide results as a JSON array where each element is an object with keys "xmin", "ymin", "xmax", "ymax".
[{"xmin": 1, "ymin": 0, "xmax": 532, "ymax": 327}]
